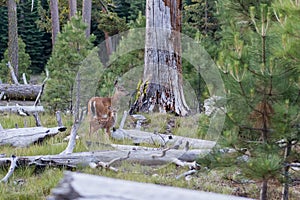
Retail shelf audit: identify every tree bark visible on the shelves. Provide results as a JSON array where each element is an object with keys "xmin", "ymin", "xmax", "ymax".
[
  {"xmin": 0, "ymin": 83, "xmax": 41, "ymax": 100},
  {"xmin": 260, "ymin": 179, "xmax": 268, "ymax": 200},
  {"xmin": 48, "ymin": 171, "xmax": 250, "ymax": 200},
  {"xmin": 130, "ymin": 0, "xmax": 190, "ymax": 116},
  {"xmin": 0, "ymin": 105, "xmax": 44, "ymax": 113},
  {"xmin": 68, "ymin": 0, "xmax": 77, "ymax": 19},
  {"xmin": 82, "ymin": 0, "xmax": 92, "ymax": 38},
  {"xmin": 111, "ymin": 129, "xmax": 216, "ymax": 149},
  {"xmin": 7, "ymin": 0, "xmax": 19, "ymax": 79},
  {"xmin": 0, "ymin": 148, "xmax": 208, "ymax": 168},
  {"xmin": 50, "ymin": 0, "xmax": 60, "ymax": 46},
  {"xmin": 0, "ymin": 126, "xmax": 66, "ymax": 147}
]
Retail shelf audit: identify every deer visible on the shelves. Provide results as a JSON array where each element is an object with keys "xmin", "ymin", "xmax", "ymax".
[{"xmin": 87, "ymin": 80, "xmax": 128, "ymax": 137}]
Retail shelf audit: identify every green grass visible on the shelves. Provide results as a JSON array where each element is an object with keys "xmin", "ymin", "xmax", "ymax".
[{"xmin": 0, "ymin": 112, "xmax": 299, "ymax": 199}]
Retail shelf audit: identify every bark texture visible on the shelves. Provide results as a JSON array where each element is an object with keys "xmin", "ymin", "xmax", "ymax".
[
  {"xmin": 8, "ymin": 0, "xmax": 18, "ymax": 78},
  {"xmin": 0, "ymin": 84, "xmax": 41, "ymax": 100},
  {"xmin": 130, "ymin": 0, "xmax": 189, "ymax": 116},
  {"xmin": 50, "ymin": 0, "xmax": 60, "ymax": 46},
  {"xmin": 47, "ymin": 171, "xmax": 251, "ymax": 200},
  {"xmin": 0, "ymin": 126, "xmax": 66, "ymax": 147},
  {"xmin": 82, "ymin": 0, "xmax": 92, "ymax": 37},
  {"xmin": 68, "ymin": 0, "xmax": 77, "ymax": 19}
]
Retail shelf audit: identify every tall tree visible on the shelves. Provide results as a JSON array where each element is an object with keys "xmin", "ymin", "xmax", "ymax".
[
  {"xmin": 129, "ymin": 0, "xmax": 190, "ymax": 116},
  {"xmin": 7, "ymin": 0, "xmax": 18, "ymax": 78},
  {"xmin": 43, "ymin": 15, "xmax": 97, "ymax": 112},
  {"xmin": 213, "ymin": 0, "xmax": 300, "ymax": 199},
  {"xmin": 50, "ymin": 0, "xmax": 60, "ymax": 46},
  {"xmin": 69, "ymin": 0, "xmax": 77, "ymax": 19},
  {"xmin": 0, "ymin": 6, "xmax": 8, "ymax": 61},
  {"xmin": 82, "ymin": 0, "xmax": 91, "ymax": 37},
  {"xmin": 18, "ymin": 0, "xmax": 51, "ymax": 74}
]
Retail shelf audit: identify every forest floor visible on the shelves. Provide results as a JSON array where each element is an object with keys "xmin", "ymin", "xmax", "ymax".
[{"xmin": 0, "ymin": 112, "xmax": 299, "ymax": 200}]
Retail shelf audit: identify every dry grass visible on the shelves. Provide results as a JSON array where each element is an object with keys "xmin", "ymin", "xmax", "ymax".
[{"xmin": 0, "ymin": 112, "xmax": 299, "ymax": 199}]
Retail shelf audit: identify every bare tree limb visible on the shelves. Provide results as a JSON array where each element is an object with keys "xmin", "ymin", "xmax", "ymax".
[
  {"xmin": 7, "ymin": 62, "xmax": 19, "ymax": 85},
  {"xmin": 22, "ymin": 73, "xmax": 28, "ymax": 84},
  {"xmin": 176, "ymin": 169, "xmax": 198, "ymax": 180},
  {"xmin": 55, "ymin": 111, "xmax": 63, "ymax": 127},
  {"xmin": 119, "ymin": 110, "xmax": 128, "ymax": 129},
  {"xmin": 0, "ymin": 155, "xmax": 18, "ymax": 183},
  {"xmin": 91, "ymin": 151, "xmax": 131, "ymax": 172},
  {"xmin": 34, "ymin": 68, "xmax": 49, "ymax": 106}
]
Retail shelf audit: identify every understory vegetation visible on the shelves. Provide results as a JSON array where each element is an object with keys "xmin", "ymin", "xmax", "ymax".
[{"xmin": 0, "ymin": 113, "xmax": 299, "ymax": 199}]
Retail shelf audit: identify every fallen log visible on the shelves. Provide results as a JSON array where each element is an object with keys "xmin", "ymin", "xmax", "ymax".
[
  {"xmin": 48, "ymin": 171, "xmax": 253, "ymax": 200},
  {"xmin": 0, "ymin": 105, "xmax": 44, "ymax": 113},
  {"xmin": 0, "ymin": 126, "xmax": 67, "ymax": 147},
  {"xmin": 0, "ymin": 148, "xmax": 209, "ymax": 168},
  {"xmin": 112, "ymin": 129, "xmax": 216, "ymax": 149},
  {"xmin": 0, "ymin": 84, "xmax": 41, "ymax": 100}
]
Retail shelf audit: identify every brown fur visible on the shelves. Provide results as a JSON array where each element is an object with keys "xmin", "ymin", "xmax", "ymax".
[{"xmin": 87, "ymin": 81, "xmax": 128, "ymax": 137}]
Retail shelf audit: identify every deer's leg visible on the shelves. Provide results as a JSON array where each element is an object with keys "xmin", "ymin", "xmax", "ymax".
[{"xmin": 105, "ymin": 127, "xmax": 111, "ymax": 137}]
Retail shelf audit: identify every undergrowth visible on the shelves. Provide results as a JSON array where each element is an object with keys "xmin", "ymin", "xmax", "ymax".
[{"xmin": 0, "ymin": 112, "xmax": 299, "ymax": 199}]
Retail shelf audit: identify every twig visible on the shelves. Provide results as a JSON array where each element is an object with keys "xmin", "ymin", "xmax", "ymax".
[
  {"xmin": 172, "ymin": 158, "xmax": 200, "ymax": 169},
  {"xmin": 90, "ymin": 151, "xmax": 131, "ymax": 172},
  {"xmin": 151, "ymin": 147, "xmax": 170, "ymax": 158},
  {"xmin": 0, "ymin": 155, "xmax": 18, "ymax": 183},
  {"xmin": 34, "ymin": 68, "xmax": 49, "ymax": 106},
  {"xmin": 153, "ymin": 130, "xmax": 167, "ymax": 147},
  {"xmin": 176, "ymin": 169, "xmax": 198, "ymax": 180}
]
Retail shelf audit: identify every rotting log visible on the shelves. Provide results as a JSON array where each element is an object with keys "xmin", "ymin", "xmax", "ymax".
[
  {"xmin": 0, "ymin": 84, "xmax": 41, "ymax": 100},
  {"xmin": 47, "ymin": 171, "xmax": 253, "ymax": 200},
  {"xmin": 0, "ymin": 105, "xmax": 44, "ymax": 113},
  {"xmin": 0, "ymin": 126, "xmax": 67, "ymax": 147},
  {"xmin": 0, "ymin": 148, "xmax": 210, "ymax": 168},
  {"xmin": 111, "ymin": 129, "xmax": 216, "ymax": 149}
]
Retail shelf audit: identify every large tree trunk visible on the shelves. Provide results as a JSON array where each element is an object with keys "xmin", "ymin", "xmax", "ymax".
[
  {"xmin": 7, "ymin": 0, "xmax": 18, "ymax": 79},
  {"xmin": 82, "ymin": 0, "xmax": 92, "ymax": 38},
  {"xmin": 68, "ymin": 0, "xmax": 77, "ymax": 19},
  {"xmin": 50, "ymin": 0, "xmax": 60, "ymax": 46},
  {"xmin": 130, "ymin": 0, "xmax": 190, "ymax": 116},
  {"xmin": 0, "ymin": 83, "xmax": 41, "ymax": 100}
]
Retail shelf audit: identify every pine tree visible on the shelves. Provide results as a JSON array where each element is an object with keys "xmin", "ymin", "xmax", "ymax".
[
  {"xmin": 0, "ymin": 37, "xmax": 31, "ymax": 83},
  {"xmin": 207, "ymin": 0, "xmax": 300, "ymax": 199},
  {"xmin": 43, "ymin": 15, "xmax": 96, "ymax": 112},
  {"xmin": 18, "ymin": 0, "xmax": 51, "ymax": 74},
  {"xmin": 0, "ymin": 6, "xmax": 8, "ymax": 61}
]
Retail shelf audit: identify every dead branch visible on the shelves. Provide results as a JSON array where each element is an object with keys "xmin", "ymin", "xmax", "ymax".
[
  {"xmin": 111, "ymin": 129, "xmax": 216, "ymax": 150},
  {"xmin": 0, "ymin": 148, "xmax": 210, "ymax": 168},
  {"xmin": 22, "ymin": 73, "xmax": 28, "ymax": 84},
  {"xmin": 0, "ymin": 126, "xmax": 66, "ymax": 147},
  {"xmin": 0, "ymin": 155, "xmax": 18, "ymax": 183},
  {"xmin": 119, "ymin": 110, "xmax": 128, "ymax": 129},
  {"xmin": 0, "ymin": 105, "xmax": 44, "ymax": 114},
  {"xmin": 175, "ymin": 169, "xmax": 198, "ymax": 180},
  {"xmin": 33, "ymin": 112, "xmax": 42, "ymax": 127},
  {"xmin": 90, "ymin": 151, "xmax": 131, "ymax": 172},
  {"xmin": 7, "ymin": 62, "xmax": 19, "ymax": 85},
  {"xmin": 34, "ymin": 68, "xmax": 49, "ymax": 106},
  {"xmin": 48, "ymin": 171, "xmax": 251, "ymax": 200}
]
